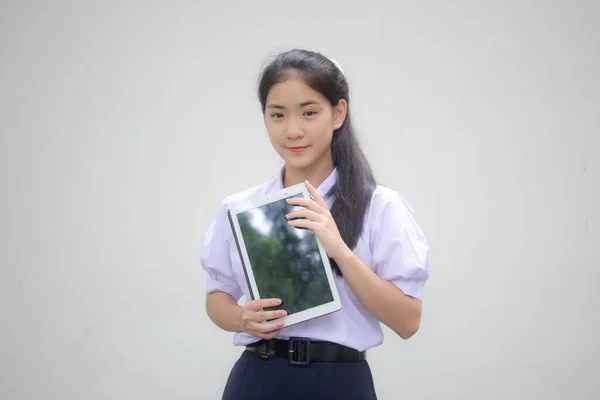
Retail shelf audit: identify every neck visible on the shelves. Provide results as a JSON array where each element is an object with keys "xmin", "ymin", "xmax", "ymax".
[{"xmin": 283, "ymin": 154, "xmax": 334, "ymax": 189}]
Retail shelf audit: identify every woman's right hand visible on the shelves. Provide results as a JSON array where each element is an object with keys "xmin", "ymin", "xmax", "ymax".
[{"xmin": 240, "ymin": 298, "xmax": 287, "ymax": 339}]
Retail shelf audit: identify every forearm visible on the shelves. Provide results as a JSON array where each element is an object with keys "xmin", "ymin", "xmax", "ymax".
[
  {"xmin": 335, "ymin": 250, "xmax": 422, "ymax": 339},
  {"xmin": 206, "ymin": 292, "xmax": 244, "ymax": 332}
]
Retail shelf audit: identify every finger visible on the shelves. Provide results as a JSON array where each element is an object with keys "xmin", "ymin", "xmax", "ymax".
[
  {"xmin": 252, "ymin": 328, "xmax": 281, "ymax": 340},
  {"xmin": 250, "ymin": 320, "xmax": 284, "ymax": 334},
  {"xmin": 304, "ymin": 180, "xmax": 328, "ymax": 209},
  {"xmin": 287, "ymin": 218, "xmax": 319, "ymax": 231},
  {"xmin": 246, "ymin": 298, "xmax": 282, "ymax": 311},
  {"xmin": 285, "ymin": 209, "xmax": 324, "ymax": 223},
  {"xmin": 254, "ymin": 309, "xmax": 288, "ymax": 322},
  {"xmin": 286, "ymin": 197, "xmax": 324, "ymax": 214},
  {"xmin": 260, "ymin": 329, "xmax": 281, "ymax": 340}
]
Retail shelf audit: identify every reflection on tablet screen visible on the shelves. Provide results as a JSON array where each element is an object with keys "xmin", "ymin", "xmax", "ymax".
[{"xmin": 237, "ymin": 194, "xmax": 334, "ymax": 315}]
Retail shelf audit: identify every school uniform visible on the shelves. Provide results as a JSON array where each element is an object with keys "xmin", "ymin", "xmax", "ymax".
[{"xmin": 200, "ymin": 168, "xmax": 430, "ymax": 399}]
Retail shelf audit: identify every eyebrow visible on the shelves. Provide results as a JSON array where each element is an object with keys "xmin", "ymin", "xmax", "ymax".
[{"xmin": 266, "ymin": 100, "xmax": 320, "ymax": 109}]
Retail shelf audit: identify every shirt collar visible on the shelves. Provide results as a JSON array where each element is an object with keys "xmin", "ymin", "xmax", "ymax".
[{"xmin": 276, "ymin": 166, "xmax": 338, "ymax": 200}]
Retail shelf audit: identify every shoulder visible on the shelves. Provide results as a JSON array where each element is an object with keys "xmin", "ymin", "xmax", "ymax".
[
  {"xmin": 367, "ymin": 184, "xmax": 416, "ymax": 220},
  {"xmin": 366, "ymin": 184, "xmax": 430, "ymax": 296},
  {"xmin": 202, "ymin": 174, "xmax": 281, "ymax": 252},
  {"xmin": 219, "ymin": 176, "xmax": 280, "ymax": 209},
  {"xmin": 365, "ymin": 184, "xmax": 428, "ymax": 255}
]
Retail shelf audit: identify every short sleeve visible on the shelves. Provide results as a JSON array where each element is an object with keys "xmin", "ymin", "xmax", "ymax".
[
  {"xmin": 370, "ymin": 189, "xmax": 430, "ymax": 301},
  {"xmin": 200, "ymin": 199, "xmax": 243, "ymax": 301}
]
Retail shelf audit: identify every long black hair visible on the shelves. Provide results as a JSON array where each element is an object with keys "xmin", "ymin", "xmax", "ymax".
[{"xmin": 257, "ymin": 49, "xmax": 377, "ymax": 275}]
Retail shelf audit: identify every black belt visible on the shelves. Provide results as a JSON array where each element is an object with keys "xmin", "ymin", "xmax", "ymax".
[{"xmin": 245, "ymin": 337, "xmax": 366, "ymax": 366}]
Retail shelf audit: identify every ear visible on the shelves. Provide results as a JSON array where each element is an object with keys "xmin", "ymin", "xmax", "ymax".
[{"xmin": 332, "ymin": 99, "xmax": 348, "ymax": 130}]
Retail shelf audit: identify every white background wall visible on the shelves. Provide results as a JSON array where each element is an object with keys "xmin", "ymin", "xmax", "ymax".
[{"xmin": 1, "ymin": 1, "xmax": 599, "ymax": 399}]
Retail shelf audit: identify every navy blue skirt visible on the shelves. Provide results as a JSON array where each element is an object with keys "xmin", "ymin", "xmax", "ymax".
[{"xmin": 221, "ymin": 349, "xmax": 378, "ymax": 400}]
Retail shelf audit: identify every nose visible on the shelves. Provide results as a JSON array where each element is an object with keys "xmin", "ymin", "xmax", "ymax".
[{"xmin": 284, "ymin": 117, "xmax": 304, "ymax": 140}]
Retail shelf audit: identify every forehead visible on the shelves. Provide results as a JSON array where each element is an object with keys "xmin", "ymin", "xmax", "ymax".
[{"xmin": 266, "ymin": 77, "xmax": 328, "ymax": 106}]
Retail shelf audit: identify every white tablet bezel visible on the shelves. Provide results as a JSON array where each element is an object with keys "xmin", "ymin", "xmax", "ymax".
[{"xmin": 227, "ymin": 182, "xmax": 341, "ymax": 328}]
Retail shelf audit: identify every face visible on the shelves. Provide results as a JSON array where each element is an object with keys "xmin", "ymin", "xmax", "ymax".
[{"xmin": 263, "ymin": 77, "xmax": 347, "ymax": 172}]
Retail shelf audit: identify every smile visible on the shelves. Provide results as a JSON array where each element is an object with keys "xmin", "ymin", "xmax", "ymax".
[{"xmin": 288, "ymin": 146, "xmax": 309, "ymax": 153}]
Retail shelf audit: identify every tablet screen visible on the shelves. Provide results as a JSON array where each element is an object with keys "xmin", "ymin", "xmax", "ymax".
[{"xmin": 236, "ymin": 194, "xmax": 334, "ymax": 315}]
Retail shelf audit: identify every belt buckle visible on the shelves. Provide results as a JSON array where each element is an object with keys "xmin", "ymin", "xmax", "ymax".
[{"xmin": 288, "ymin": 337, "xmax": 311, "ymax": 366}]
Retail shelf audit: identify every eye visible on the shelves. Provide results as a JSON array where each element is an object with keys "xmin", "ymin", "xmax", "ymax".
[
  {"xmin": 271, "ymin": 113, "xmax": 284, "ymax": 119},
  {"xmin": 304, "ymin": 111, "xmax": 318, "ymax": 117}
]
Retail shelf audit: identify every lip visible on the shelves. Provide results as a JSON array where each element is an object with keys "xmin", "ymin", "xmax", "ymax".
[{"xmin": 287, "ymin": 146, "xmax": 309, "ymax": 153}]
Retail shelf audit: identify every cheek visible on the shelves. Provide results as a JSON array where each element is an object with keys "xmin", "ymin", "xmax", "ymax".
[
  {"xmin": 264, "ymin": 121, "xmax": 280, "ymax": 140},
  {"xmin": 265, "ymin": 124, "xmax": 287, "ymax": 154},
  {"xmin": 310, "ymin": 121, "xmax": 334, "ymax": 144}
]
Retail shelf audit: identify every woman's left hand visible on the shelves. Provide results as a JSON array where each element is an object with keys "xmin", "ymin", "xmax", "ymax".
[{"xmin": 285, "ymin": 180, "xmax": 351, "ymax": 261}]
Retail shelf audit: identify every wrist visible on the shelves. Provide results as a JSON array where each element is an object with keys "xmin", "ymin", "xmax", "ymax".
[
  {"xmin": 332, "ymin": 245, "xmax": 355, "ymax": 269},
  {"xmin": 234, "ymin": 305, "xmax": 245, "ymax": 332}
]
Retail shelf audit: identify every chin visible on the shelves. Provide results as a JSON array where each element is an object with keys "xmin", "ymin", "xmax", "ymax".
[{"xmin": 284, "ymin": 156, "xmax": 315, "ymax": 171}]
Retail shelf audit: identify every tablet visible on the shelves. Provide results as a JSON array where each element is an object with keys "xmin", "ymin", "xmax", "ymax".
[{"xmin": 227, "ymin": 182, "xmax": 341, "ymax": 328}]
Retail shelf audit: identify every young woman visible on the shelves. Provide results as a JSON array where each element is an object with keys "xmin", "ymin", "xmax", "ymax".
[{"xmin": 200, "ymin": 49, "xmax": 430, "ymax": 399}]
